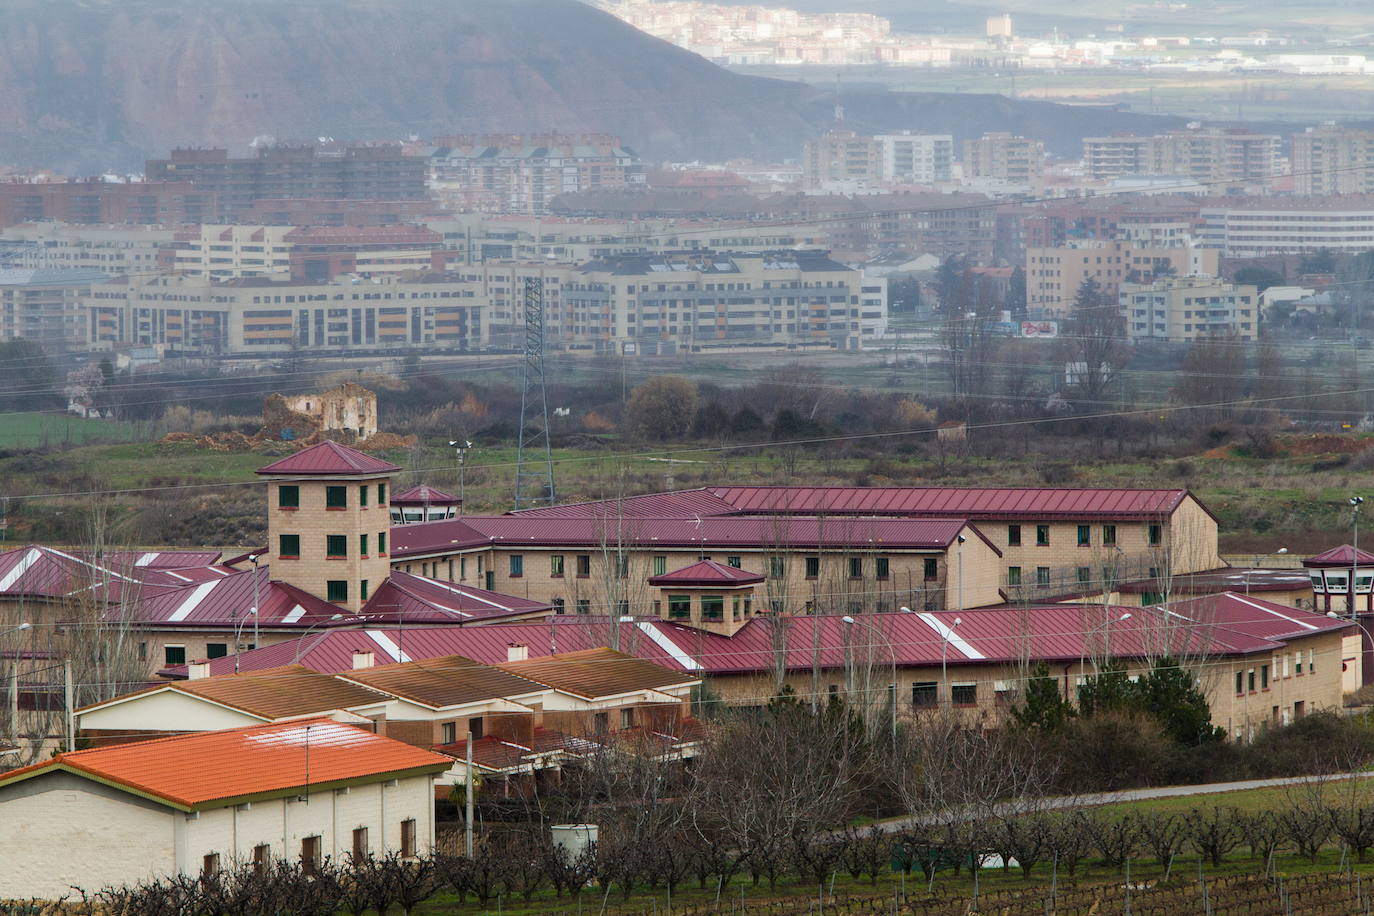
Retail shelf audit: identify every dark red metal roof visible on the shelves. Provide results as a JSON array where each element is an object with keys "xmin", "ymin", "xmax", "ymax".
[
  {"xmin": 708, "ymin": 486, "xmax": 1196, "ymax": 520},
  {"xmin": 1304, "ymin": 544, "xmax": 1374, "ymax": 568},
  {"xmin": 357, "ymin": 571, "xmax": 551, "ymax": 623},
  {"xmin": 392, "ymin": 515, "xmax": 984, "ymax": 557},
  {"xmin": 509, "ymin": 489, "xmax": 738, "ymax": 520},
  {"xmin": 255, "ymin": 441, "xmax": 401, "ymax": 477},
  {"xmin": 129, "ymin": 566, "xmax": 346, "ymax": 631},
  {"xmin": 390, "ymin": 484, "xmax": 460, "ymax": 506},
  {"xmin": 648, "ymin": 560, "xmax": 765, "ymax": 587}
]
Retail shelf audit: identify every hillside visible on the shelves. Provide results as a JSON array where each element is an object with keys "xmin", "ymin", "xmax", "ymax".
[{"xmin": 0, "ymin": 0, "xmax": 1182, "ymax": 171}]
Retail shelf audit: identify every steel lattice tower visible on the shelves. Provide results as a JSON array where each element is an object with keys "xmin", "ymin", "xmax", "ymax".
[{"xmin": 514, "ymin": 277, "xmax": 556, "ymax": 509}]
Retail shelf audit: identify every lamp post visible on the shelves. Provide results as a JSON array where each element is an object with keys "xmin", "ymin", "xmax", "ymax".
[
  {"xmin": 0, "ymin": 622, "xmax": 31, "ymax": 639},
  {"xmin": 449, "ymin": 440, "xmax": 473, "ymax": 515},
  {"xmin": 249, "ymin": 552, "xmax": 262, "ymax": 654},
  {"xmin": 1080, "ymin": 612, "xmax": 1132, "ymax": 677},
  {"xmin": 956, "ymin": 533, "xmax": 966, "ymax": 613},
  {"xmin": 233, "ymin": 609, "xmax": 258, "ymax": 675},
  {"xmin": 841, "ymin": 614, "xmax": 897, "ymax": 743},
  {"xmin": 940, "ymin": 616, "xmax": 962, "ymax": 710},
  {"xmin": 1351, "ymin": 497, "xmax": 1364, "ymax": 618}
]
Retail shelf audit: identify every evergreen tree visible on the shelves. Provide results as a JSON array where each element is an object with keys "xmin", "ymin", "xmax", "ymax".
[
  {"xmin": 1011, "ymin": 662, "xmax": 1075, "ymax": 730},
  {"xmin": 1076, "ymin": 659, "xmax": 1140, "ymax": 718},
  {"xmin": 1139, "ymin": 657, "xmax": 1223, "ymax": 745}
]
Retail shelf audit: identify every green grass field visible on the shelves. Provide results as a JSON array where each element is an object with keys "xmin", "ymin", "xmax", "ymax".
[{"xmin": 0, "ymin": 411, "xmax": 139, "ymax": 449}]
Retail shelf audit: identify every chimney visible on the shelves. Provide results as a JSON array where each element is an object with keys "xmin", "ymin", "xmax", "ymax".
[
  {"xmin": 352, "ymin": 650, "xmax": 375, "ymax": 670},
  {"xmin": 506, "ymin": 643, "xmax": 529, "ymax": 662},
  {"xmin": 187, "ymin": 661, "xmax": 211, "ymax": 680}
]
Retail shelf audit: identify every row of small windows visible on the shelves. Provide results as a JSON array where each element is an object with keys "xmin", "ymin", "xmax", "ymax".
[
  {"xmin": 278, "ymin": 483, "xmax": 387, "ymax": 509},
  {"xmin": 1006, "ymin": 523, "xmax": 1160, "ymax": 547},
  {"xmin": 278, "ymin": 532, "xmax": 387, "ymax": 559},
  {"xmin": 200, "ymin": 821, "xmax": 417, "ymax": 880},
  {"xmin": 506, "ymin": 553, "xmax": 935, "ymax": 581}
]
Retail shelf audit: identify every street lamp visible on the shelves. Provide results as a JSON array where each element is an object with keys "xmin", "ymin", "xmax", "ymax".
[
  {"xmin": 0, "ymin": 622, "xmax": 32, "ymax": 638},
  {"xmin": 249, "ymin": 552, "xmax": 262, "ymax": 654},
  {"xmin": 940, "ymin": 616, "xmax": 962, "ymax": 710},
  {"xmin": 841, "ymin": 614, "xmax": 897, "ymax": 743},
  {"xmin": 956, "ymin": 533, "xmax": 966, "ymax": 614},
  {"xmin": 1351, "ymin": 497, "xmax": 1365, "ymax": 618},
  {"xmin": 449, "ymin": 440, "xmax": 473, "ymax": 515},
  {"xmin": 1081, "ymin": 612, "xmax": 1132, "ymax": 677},
  {"xmin": 233, "ymin": 609, "xmax": 258, "ymax": 675}
]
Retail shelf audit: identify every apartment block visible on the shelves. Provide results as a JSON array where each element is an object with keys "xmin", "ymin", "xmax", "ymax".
[
  {"xmin": 1199, "ymin": 198, "xmax": 1374, "ymax": 256},
  {"xmin": 1292, "ymin": 125, "xmax": 1374, "ymax": 196},
  {"xmin": 961, "ymin": 132, "xmax": 1046, "ymax": 191},
  {"xmin": 802, "ymin": 130, "xmax": 882, "ymax": 190},
  {"xmin": 561, "ymin": 249, "xmax": 880, "ymax": 354},
  {"xmin": 0, "ymin": 268, "xmax": 111, "ymax": 351},
  {"xmin": 1083, "ymin": 128, "xmax": 1281, "ymax": 184},
  {"xmin": 0, "ymin": 181, "xmax": 216, "ymax": 228},
  {"xmin": 877, "ymin": 132, "xmax": 954, "ymax": 184},
  {"xmin": 0, "ymin": 223, "xmax": 173, "ymax": 274},
  {"xmin": 1025, "ymin": 239, "xmax": 1220, "ymax": 319},
  {"xmin": 145, "ymin": 145, "xmax": 429, "ymax": 221},
  {"xmin": 426, "ymin": 134, "xmax": 645, "ymax": 215},
  {"xmin": 1120, "ymin": 277, "xmax": 1259, "ymax": 343}
]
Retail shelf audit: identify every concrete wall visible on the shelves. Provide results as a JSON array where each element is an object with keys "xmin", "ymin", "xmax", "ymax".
[{"xmin": 0, "ymin": 771, "xmax": 176, "ymax": 901}]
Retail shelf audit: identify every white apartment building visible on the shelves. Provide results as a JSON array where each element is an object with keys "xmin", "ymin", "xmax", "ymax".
[
  {"xmin": 0, "ymin": 223, "xmax": 172, "ymax": 274},
  {"xmin": 875, "ymin": 133, "xmax": 954, "ymax": 184},
  {"xmin": 1120, "ymin": 277, "xmax": 1259, "ymax": 343},
  {"xmin": 1201, "ymin": 200, "xmax": 1374, "ymax": 256},
  {"xmin": 562, "ymin": 250, "xmax": 883, "ymax": 354}
]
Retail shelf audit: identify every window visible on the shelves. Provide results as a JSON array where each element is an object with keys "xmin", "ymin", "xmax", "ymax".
[
  {"xmin": 202, "ymin": 853, "xmax": 220, "ymax": 878},
  {"xmin": 441, "ymin": 722, "xmax": 456, "ymax": 745},
  {"xmin": 1007, "ymin": 525, "xmax": 1022, "ymax": 546},
  {"xmin": 1007, "ymin": 566, "xmax": 1022, "ymax": 587},
  {"xmin": 1309, "ymin": 649, "xmax": 1316, "ymax": 674},
  {"xmin": 253, "ymin": 844, "xmax": 270, "ymax": 877},
  {"xmin": 769, "ymin": 556, "xmax": 785, "ymax": 578},
  {"xmin": 1036, "ymin": 525, "xmax": 1050, "ymax": 546},
  {"xmin": 594, "ymin": 711, "xmax": 609, "ymax": 734},
  {"xmin": 1148, "ymin": 524, "xmax": 1162, "ymax": 546},
  {"xmin": 912, "ymin": 681, "xmax": 937, "ymax": 708},
  {"xmin": 1077, "ymin": 525, "xmax": 1091, "ymax": 546},
  {"xmin": 668, "ymin": 595, "xmax": 692, "ymax": 619},
  {"xmin": 327, "ymin": 580, "xmax": 348, "ymax": 603},
  {"xmin": 848, "ymin": 557, "xmax": 863, "ymax": 579},
  {"xmin": 1103, "ymin": 525, "xmax": 1117, "ymax": 545},
  {"xmin": 727, "ymin": 556, "xmax": 742, "ymax": 568},
  {"xmin": 951, "ymin": 683, "xmax": 977, "ymax": 706},
  {"xmin": 164, "ymin": 645, "xmax": 186, "ymax": 666},
  {"xmin": 359, "ymin": 484, "xmax": 369, "ymax": 507},
  {"xmin": 875, "ymin": 557, "xmax": 890, "ymax": 580},
  {"xmin": 360, "ymin": 579, "xmax": 369, "ymax": 601},
  {"xmin": 509, "ymin": 555, "xmax": 524, "ymax": 577},
  {"xmin": 377, "ymin": 483, "xmax": 386, "ymax": 504},
  {"xmin": 1248, "ymin": 669, "xmax": 1256, "ymax": 692},
  {"xmin": 550, "ymin": 555, "xmax": 565, "ymax": 577},
  {"xmin": 206, "ymin": 643, "xmax": 228, "ymax": 659},
  {"xmin": 576, "ymin": 555, "xmax": 591, "ymax": 577},
  {"xmin": 1076, "ymin": 567, "xmax": 1091, "ymax": 584},
  {"xmin": 576, "ymin": 599, "xmax": 590, "ymax": 614},
  {"xmin": 702, "ymin": 596, "xmax": 724, "ymax": 619},
  {"xmin": 278, "ymin": 533, "xmax": 300, "ymax": 558},
  {"xmin": 352, "ymin": 827, "xmax": 369, "ymax": 862},
  {"xmin": 278, "ymin": 485, "xmax": 299, "ymax": 508},
  {"xmin": 620, "ymin": 708, "xmax": 634, "ymax": 729},
  {"xmin": 400, "ymin": 819, "xmax": 417, "ymax": 858},
  {"xmin": 1036, "ymin": 567, "xmax": 1050, "ymax": 586},
  {"xmin": 1261, "ymin": 664, "xmax": 1270, "ymax": 689},
  {"xmin": 301, "ymin": 836, "xmax": 322, "ymax": 875},
  {"xmin": 1235, "ymin": 671, "xmax": 1244, "ymax": 695},
  {"xmin": 326, "ymin": 486, "xmax": 347, "ymax": 509},
  {"xmin": 359, "ymin": 533, "xmax": 368, "ymax": 557},
  {"xmin": 615, "ymin": 556, "xmax": 630, "ymax": 578},
  {"xmin": 924, "ymin": 558, "xmax": 938, "ymax": 580},
  {"xmin": 805, "ymin": 556, "xmax": 820, "ymax": 579},
  {"xmin": 652, "ymin": 556, "xmax": 666, "ymax": 576},
  {"xmin": 1295, "ymin": 651, "xmax": 1303, "ymax": 675},
  {"xmin": 326, "ymin": 535, "xmax": 347, "ymax": 558},
  {"xmin": 378, "ymin": 531, "xmax": 387, "ymax": 555},
  {"xmin": 552, "ymin": 598, "xmax": 565, "ymax": 614}
]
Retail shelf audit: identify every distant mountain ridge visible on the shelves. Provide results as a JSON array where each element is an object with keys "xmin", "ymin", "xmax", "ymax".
[{"xmin": 0, "ymin": 0, "xmax": 1185, "ymax": 172}]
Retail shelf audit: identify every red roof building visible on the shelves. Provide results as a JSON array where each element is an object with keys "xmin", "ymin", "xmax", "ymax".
[
  {"xmin": 648, "ymin": 560, "xmax": 765, "ymax": 587},
  {"xmin": 256, "ymin": 440, "xmax": 401, "ymax": 477}
]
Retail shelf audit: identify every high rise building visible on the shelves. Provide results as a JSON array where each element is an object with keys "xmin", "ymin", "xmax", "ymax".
[
  {"xmin": 1083, "ymin": 127, "xmax": 1282, "ymax": 184},
  {"xmin": 1291, "ymin": 125, "xmax": 1374, "ymax": 196},
  {"xmin": 961, "ymin": 132, "xmax": 1046, "ymax": 192}
]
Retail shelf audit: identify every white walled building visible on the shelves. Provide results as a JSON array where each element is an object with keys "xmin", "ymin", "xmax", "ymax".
[
  {"xmin": 875, "ymin": 133, "xmax": 954, "ymax": 184},
  {"xmin": 1119, "ymin": 277, "xmax": 1259, "ymax": 342},
  {"xmin": 0, "ymin": 719, "xmax": 450, "ymax": 901}
]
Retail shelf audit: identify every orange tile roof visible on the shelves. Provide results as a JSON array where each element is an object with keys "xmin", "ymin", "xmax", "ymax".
[
  {"xmin": 340, "ymin": 655, "xmax": 546, "ymax": 709},
  {"xmin": 0, "ymin": 719, "xmax": 451, "ymax": 810},
  {"xmin": 498, "ymin": 648, "xmax": 699, "ymax": 699}
]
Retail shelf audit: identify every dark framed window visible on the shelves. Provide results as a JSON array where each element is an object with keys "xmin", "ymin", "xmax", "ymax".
[
  {"xmin": 770, "ymin": 556, "xmax": 786, "ymax": 578},
  {"xmin": 359, "ymin": 484, "xmax": 369, "ymax": 507},
  {"xmin": 325, "ymin": 486, "xmax": 347, "ymax": 509},
  {"xmin": 924, "ymin": 558, "xmax": 938, "ymax": 580},
  {"xmin": 326, "ymin": 535, "xmax": 347, "ymax": 558},
  {"xmin": 1248, "ymin": 669, "xmax": 1256, "ymax": 692},
  {"xmin": 278, "ymin": 485, "xmax": 299, "ymax": 508},
  {"xmin": 202, "ymin": 853, "xmax": 220, "ymax": 878},
  {"xmin": 615, "ymin": 556, "xmax": 630, "ymax": 578},
  {"xmin": 378, "ymin": 531, "xmax": 387, "ymax": 555},
  {"xmin": 359, "ymin": 533, "xmax": 369, "ymax": 557},
  {"xmin": 1076, "ymin": 567, "xmax": 1091, "ymax": 584},
  {"xmin": 550, "ymin": 555, "xmax": 565, "ymax": 577},
  {"xmin": 278, "ymin": 534, "xmax": 300, "ymax": 558},
  {"xmin": 509, "ymin": 555, "xmax": 524, "ymax": 577},
  {"xmin": 400, "ymin": 819, "xmax": 417, "ymax": 859},
  {"xmin": 377, "ymin": 483, "xmax": 387, "ymax": 504},
  {"xmin": 805, "ymin": 556, "xmax": 820, "ymax": 579},
  {"xmin": 1036, "ymin": 567, "xmax": 1050, "ymax": 586},
  {"xmin": 668, "ymin": 595, "xmax": 692, "ymax": 619},
  {"xmin": 1148, "ymin": 524, "xmax": 1162, "ymax": 545},
  {"xmin": 848, "ymin": 557, "xmax": 863, "ymax": 579},
  {"xmin": 327, "ymin": 580, "xmax": 348, "ymax": 603},
  {"xmin": 912, "ymin": 681, "xmax": 937, "ymax": 708},
  {"xmin": 206, "ymin": 643, "xmax": 228, "ymax": 659},
  {"xmin": 652, "ymin": 556, "xmax": 666, "ymax": 576},
  {"xmin": 702, "ymin": 596, "xmax": 724, "ymax": 619},
  {"xmin": 1007, "ymin": 525, "xmax": 1021, "ymax": 546},
  {"xmin": 876, "ymin": 557, "xmax": 890, "ymax": 580},
  {"xmin": 576, "ymin": 555, "xmax": 591, "ymax": 577},
  {"xmin": 1261, "ymin": 664, "xmax": 1270, "ymax": 689},
  {"xmin": 727, "ymin": 556, "xmax": 742, "ymax": 568},
  {"xmin": 1036, "ymin": 525, "xmax": 1050, "ymax": 546},
  {"xmin": 1077, "ymin": 525, "xmax": 1091, "ymax": 546},
  {"xmin": 951, "ymin": 684, "xmax": 977, "ymax": 706},
  {"xmin": 1007, "ymin": 566, "xmax": 1022, "ymax": 587},
  {"xmin": 253, "ymin": 844, "xmax": 270, "ymax": 877},
  {"xmin": 576, "ymin": 599, "xmax": 590, "ymax": 614},
  {"xmin": 1235, "ymin": 671, "xmax": 1244, "ymax": 695},
  {"xmin": 164, "ymin": 645, "xmax": 186, "ymax": 666},
  {"xmin": 352, "ymin": 828, "xmax": 368, "ymax": 862},
  {"xmin": 301, "ymin": 836, "xmax": 322, "ymax": 875},
  {"xmin": 1103, "ymin": 524, "xmax": 1117, "ymax": 545},
  {"xmin": 360, "ymin": 580, "xmax": 369, "ymax": 602}
]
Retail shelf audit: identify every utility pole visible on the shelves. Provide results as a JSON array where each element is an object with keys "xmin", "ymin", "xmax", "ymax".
[
  {"xmin": 465, "ymin": 732, "xmax": 475, "ymax": 857},
  {"xmin": 63, "ymin": 659, "xmax": 74, "ymax": 752},
  {"xmin": 1352, "ymin": 496, "xmax": 1365, "ymax": 618},
  {"xmin": 514, "ymin": 277, "xmax": 556, "ymax": 509}
]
